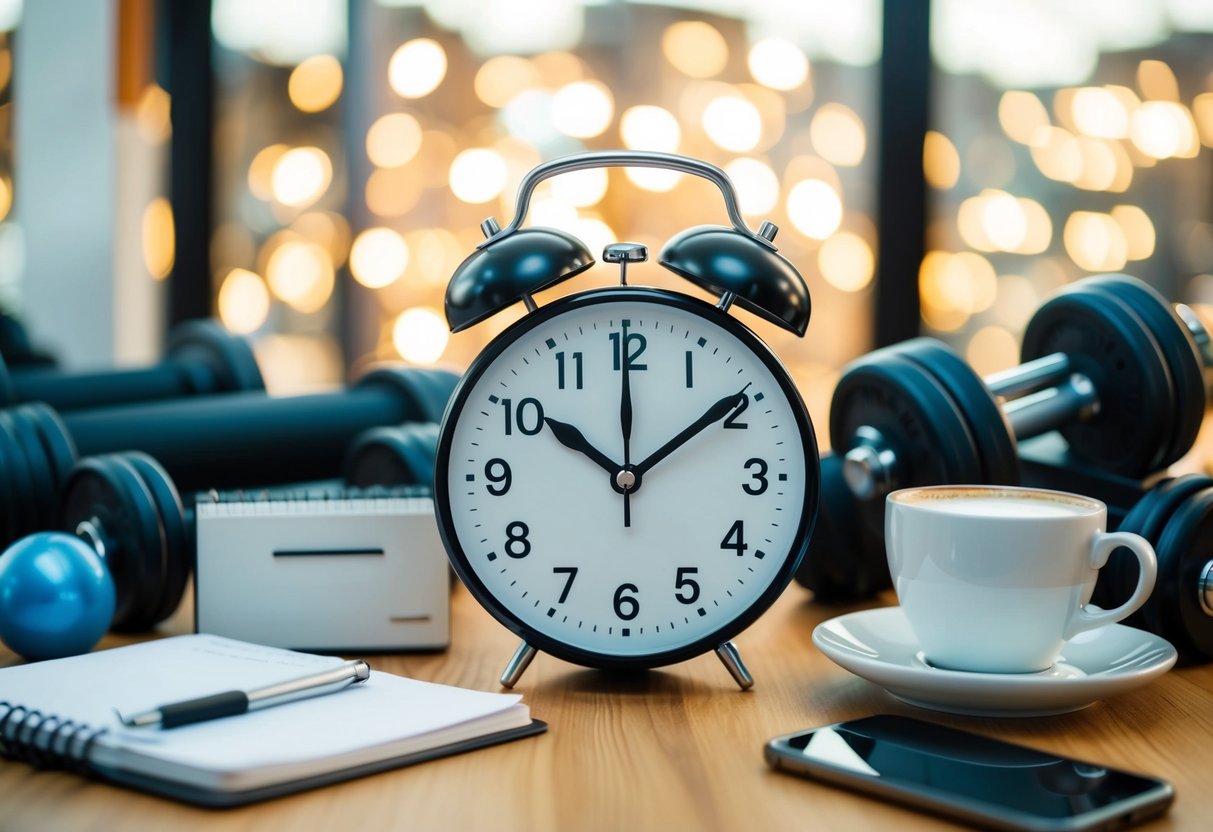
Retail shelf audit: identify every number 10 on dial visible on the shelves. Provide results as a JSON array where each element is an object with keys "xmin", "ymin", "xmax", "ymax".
[{"xmin": 435, "ymin": 287, "xmax": 819, "ymax": 687}]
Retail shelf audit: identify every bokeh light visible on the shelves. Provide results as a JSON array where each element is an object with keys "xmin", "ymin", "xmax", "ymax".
[
  {"xmin": 747, "ymin": 37, "xmax": 809, "ymax": 91},
  {"xmin": 1110, "ymin": 204, "xmax": 1156, "ymax": 261},
  {"xmin": 966, "ymin": 326, "xmax": 1019, "ymax": 376},
  {"xmin": 662, "ymin": 21, "xmax": 728, "ymax": 79},
  {"xmin": 135, "ymin": 84, "xmax": 172, "ymax": 144},
  {"xmin": 248, "ymin": 144, "xmax": 289, "ymax": 201},
  {"xmin": 393, "ymin": 307, "xmax": 450, "ymax": 365},
  {"xmin": 818, "ymin": 231, "xmax": 874, "ymax": 292},
  {"xmin": 388, "ymin": 38, "xmax": 447, "ymax": 99},
  {"xmin": 620, "ymin": 106, "xmax": 682, "ymax": 190},
  {"xmin": 550, "ymin": 167, "xmax": 609, "ymax": 208},
  {"xmin": 265, "ymin": 240, "xmax": 335, "ymax": 313},
  {"xmin": 142, "ymin": 198, "xmax": 175, "ymax": 280},
  {"xmin": 786, "ymin": 179, "xmax": 843, "ymax": 240},
  {"xmin": 1130, "ymin": 100, "xmax": 1199, "ymax": 159},
  {"xmin": 923, "ymin": 131, "xmax": 960, "ymax": 189},
  {"xmin": 702, "ymin": 95, "xmax": 762, "ymax": 152},
  {"xmin": 1070, "ymin": 86, "xmax": 1131, "ymax": 139},
  {"xmin": 809, "ymin": 103, "xmax": 866, "ymax": 167},
  {"xmin": 999, "ymin": 91, "xmax": 1050, "ymax": 144},
  {"xmin": 1064, "ymin": 211, "xmax": 1128, "ymax": 272},
  {"xmin": 366, "ymin": 166, "xmax": 423, "ymax": 217},
  {"xmin": 366, "ymin": 113, "xmax": 423, "ymax": 168},
  {"xmin": 218, "ymin": 269, "xmax": 270, "ymax": 335},
  {"xmin": 271, "ymin": 147, "xmax": 333, "ymax": 208},
  {"xmin": 449, "ymin": 148, "xmax": 509, "ymax": 204},
  {"xmin": 723, "ymin": 158, "xmax": 780, "ymax": 217},
  {"xmin": 552, "ymin": 80, "xmax": 614, "ymax": 139},
  {"xmin": 350, "ymin": 227, "xmax": 409, "ymax": 289},
  {"xmin": 288, "ymin": 54, "xmax": 343, "ymax": 113},
  {"xmin": 474, "ymin": 56, "xmax": 539, "ymax": 108}
]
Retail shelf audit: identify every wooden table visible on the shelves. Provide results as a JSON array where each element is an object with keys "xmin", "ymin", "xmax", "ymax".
[{"xmin": 3, "ymin": 582, "xmax": 1211, "ymax": 831}]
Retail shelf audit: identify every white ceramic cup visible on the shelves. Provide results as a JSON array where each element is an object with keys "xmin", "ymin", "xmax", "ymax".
[{"xmin": 885, "ymin": 485, "xmax": 1158, "ymax": 674}]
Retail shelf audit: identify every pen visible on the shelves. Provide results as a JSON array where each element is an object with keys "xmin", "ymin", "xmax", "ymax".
[{"xmin": 117, "ymin": 659, "xmax": 371, "ymax": 730}]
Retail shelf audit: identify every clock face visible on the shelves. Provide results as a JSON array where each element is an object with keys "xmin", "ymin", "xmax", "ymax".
[{"xmin": 435, "ymin": 287, "xmax": 818, "ymax": 669}]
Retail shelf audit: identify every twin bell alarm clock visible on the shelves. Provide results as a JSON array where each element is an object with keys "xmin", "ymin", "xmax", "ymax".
[{"xmin": 433, "ymin": 151, "xmax": 820, "ymax": 688}]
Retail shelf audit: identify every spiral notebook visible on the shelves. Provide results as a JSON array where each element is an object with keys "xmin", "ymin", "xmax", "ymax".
[{"xmin": 0, "ymin": 635, "xmax": 544, "ymax": 807}]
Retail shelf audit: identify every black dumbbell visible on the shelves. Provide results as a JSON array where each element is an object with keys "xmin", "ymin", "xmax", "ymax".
[
  {"xmin": 0, "ymin": 310, "xmax": 56, "ymax": 371},
  {"xmin": 0, "ymin": 366, "xmax": 458, "ymax": 547},
  {"xmin": 801, "ymin": 274, "xmax": 1212, "ymax": 601},
  {"xmin": 1016, "ymin": 437, "xmax": 1213, "ymax": 662},
  {"xmin": 0, "ymin": 319, "xmax": 263, "ymax": 412},
  {"xmin": 343, "ymin": 423, "xmax": 439, "ymax": 488}
]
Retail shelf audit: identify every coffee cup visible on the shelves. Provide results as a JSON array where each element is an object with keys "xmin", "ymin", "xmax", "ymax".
[{"xmin": 885, "ymin": 485, "xmax": 1157, "ymax": 674}]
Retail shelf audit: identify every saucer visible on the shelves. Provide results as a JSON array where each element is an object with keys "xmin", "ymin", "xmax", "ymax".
[{"xmin": 812, "ymin": 607, "xmax": 1177, "ymax": 717}]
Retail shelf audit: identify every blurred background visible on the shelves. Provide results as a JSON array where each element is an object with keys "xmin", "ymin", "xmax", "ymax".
[{"xmin": 0, "ymin": 0, "xmax": 1211, "ymax": 446}]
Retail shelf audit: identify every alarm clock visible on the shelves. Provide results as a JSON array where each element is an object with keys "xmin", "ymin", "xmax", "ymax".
[{"xmin": 434, "ymin": 151, "xmax": 820, "ymax": 688}]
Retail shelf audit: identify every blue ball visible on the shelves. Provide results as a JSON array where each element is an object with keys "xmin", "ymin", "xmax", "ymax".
[{"xmin": 0, "ymin": 532, "xmax": 115, "ymax": 661}]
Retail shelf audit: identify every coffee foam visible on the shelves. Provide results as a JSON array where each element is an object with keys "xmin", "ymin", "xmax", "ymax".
[{"xmin": 891, "ymin": 486, "xmax": 1099, "ymax": 518}]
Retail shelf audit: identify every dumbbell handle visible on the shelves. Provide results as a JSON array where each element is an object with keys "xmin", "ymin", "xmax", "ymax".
[
  {"xmin": 10, "ymin": 362, "xmax": 216, "ymax": 411},
  {"xmin": 843, "ymin": 352, "xmax": 1100, "ymax": 500},
  {"xmin": 60, "ymin": 368, "xmax": 448, "ymax": 492}
]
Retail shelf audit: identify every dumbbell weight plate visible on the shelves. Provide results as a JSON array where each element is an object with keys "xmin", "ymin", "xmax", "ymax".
[
  {"xmin": 892, "ymin": 338, "xmax": 1020, "ymax": 486},
  {"xmin": 19, "ymin": 403, "xmax": 79, "ymax": 496},
  {"xmin": 7, "ymin": 407, "xmax": 59, "ymax": 531},
  {"xmin": 830, "ymin": 352, "xmax": 984, "ymax": 542},
  {"xmin": 123, "ymin": 453, "xmax": 191, "ymax": 625},
  {"xmin": 1021, "ymin": 286, "xmax": 1174, "ymax": 476},
  {"xmin": 1145, "ymin": 485, "xmax": 1213, "ymax": 660},
  {"xmin": 165, "ymin": 320, "xmax": 265, "ymax": 394},
  {"xmin": 794, "ymin": 452, "xmax": 887, "ymax": 601},
  {"xmin": 60, "ymin": 456, "xmax": 168, "ymax": 631},
  {"xmin": 1095, "ymin": 475, "xmax": 1211, "ymax": 627},
  {"xmin": 343, "ymin": 423, "xmax": 440, "ymax": 488},
  {"xmin": 0, "ymin": 412, "xmax": 32, "ymax": 543},
  {"xmin": 1083, "ymin": 275, "xmax": 1206, "ymax": 469}
]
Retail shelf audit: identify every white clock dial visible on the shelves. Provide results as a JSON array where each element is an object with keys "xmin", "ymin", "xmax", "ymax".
[{"xmin": 436, "ymin": 288, "xmax": 816, "ymax": 666}]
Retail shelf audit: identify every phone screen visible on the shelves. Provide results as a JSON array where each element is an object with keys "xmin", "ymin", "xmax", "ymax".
[{"xmin": 766, "ymin": 715, "xmax": 1173, "ymax": 831}]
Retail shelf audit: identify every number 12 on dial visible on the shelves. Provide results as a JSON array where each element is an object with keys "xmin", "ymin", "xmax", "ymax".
[{"xmin": 434, "ymin": 288, "xmax": 819, "ymax": 686}]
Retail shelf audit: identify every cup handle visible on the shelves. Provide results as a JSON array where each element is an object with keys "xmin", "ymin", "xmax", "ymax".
[{"xmin": 1063, "ymin": 531, "xmax": 1158, "ymax": 641}]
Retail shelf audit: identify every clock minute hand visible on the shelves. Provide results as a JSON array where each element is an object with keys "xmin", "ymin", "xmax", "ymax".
[
  {"xmin": 633, "ymin": 388, "xmax": 747, "ymax": 477},
  {"xmin": 543, "ymin": 417, "xmax": 620, "ymax": 476}
]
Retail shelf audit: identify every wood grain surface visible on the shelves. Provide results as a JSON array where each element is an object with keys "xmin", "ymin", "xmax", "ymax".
[{"xmin": 2, "ymin": 582, "xmax": 1209, "ymax": 832}]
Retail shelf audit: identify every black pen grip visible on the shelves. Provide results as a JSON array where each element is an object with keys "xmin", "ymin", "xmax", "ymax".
[{"xmin": 160, "ymin": 691, "xmax": 250, "ymax": 729}]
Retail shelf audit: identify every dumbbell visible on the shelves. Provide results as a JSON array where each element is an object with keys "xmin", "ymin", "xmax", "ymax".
[
  {"xmin": 0, "ymin": 319, "xmax": 264, "ymax": 412},
  {"xmin": 799, "ymin": 274, "xmax": 1213, "ymax": 602},
  {"xmin": 0, "ymin": 420, "xmax": 443, "ymax": 661},
  {"xmin": 0, "ymin": 310, "xmax": 56, "ymax": 370},
  {"xmin": 0, "ymin": 366, "xmax": 457, "ymax": 547},
  {"xmin": 1015, "ymin": 437, "xmax": 1213, "ymax": 661}
]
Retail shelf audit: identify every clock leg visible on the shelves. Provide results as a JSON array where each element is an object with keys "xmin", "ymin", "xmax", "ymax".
[
  {"xmin": 500, "ymin": 640, "xmax": 538, "ymax": 688},
  {"xmin": 715, "ymin": 641, "xmax": 754, "ymax": 690}
]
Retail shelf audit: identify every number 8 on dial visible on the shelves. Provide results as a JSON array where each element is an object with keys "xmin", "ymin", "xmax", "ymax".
[{"xmin": 434, "ymin": 152, "xmax": 820, "ymax": 688}]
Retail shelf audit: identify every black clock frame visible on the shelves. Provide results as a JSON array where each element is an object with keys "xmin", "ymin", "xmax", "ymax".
[{"xmin": 434, "ymin": 285, "xmax": 821, "ymax": 671}]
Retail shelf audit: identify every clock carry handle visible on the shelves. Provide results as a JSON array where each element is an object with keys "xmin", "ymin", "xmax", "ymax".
[{"xmin": 478, "ymin": 151, "xmax": 771, "ymax": 250}]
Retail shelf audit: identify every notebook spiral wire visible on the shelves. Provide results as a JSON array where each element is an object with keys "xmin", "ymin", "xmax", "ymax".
[{"xmin": 0, "ymin": 701, "xmax": 108, "ymax": 773}]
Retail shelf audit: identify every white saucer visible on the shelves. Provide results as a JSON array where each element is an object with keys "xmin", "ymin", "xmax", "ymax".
[{"xmin": 812, "ymin": 606, "xmax": 1178, "ymax": 717}]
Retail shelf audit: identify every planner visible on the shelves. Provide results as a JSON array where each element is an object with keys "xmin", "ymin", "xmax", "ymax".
[{"xmin": 0, "ymin": 635, "xmax": 545, "ymax": 807}]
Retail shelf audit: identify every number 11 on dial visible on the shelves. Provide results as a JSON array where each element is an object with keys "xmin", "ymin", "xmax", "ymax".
[{"xmin": 434, "ymin": 287, "xmax": 819, "ymax": 687}]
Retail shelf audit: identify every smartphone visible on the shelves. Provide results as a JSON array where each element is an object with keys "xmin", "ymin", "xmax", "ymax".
[{"xmin": 765, "ymin": 715, "xmax": 1173, "ymax": 832}]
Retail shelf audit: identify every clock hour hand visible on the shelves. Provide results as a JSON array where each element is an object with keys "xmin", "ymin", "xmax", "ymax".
[
  {"xmin": 543, "ymin": 417, "xmax": 620, "ymax": 476},
  {"xmin": 633, "ymin": 387, "xmax": 748, "ymax": 477}
]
